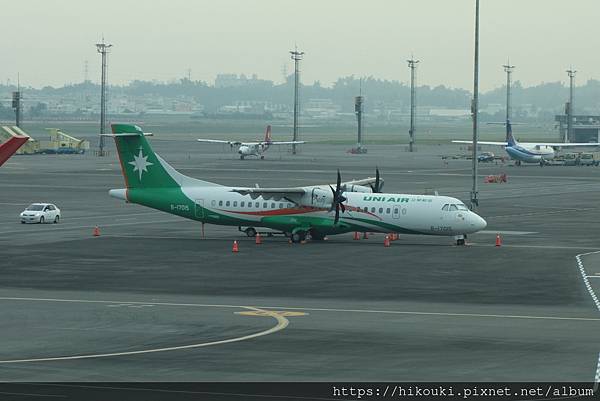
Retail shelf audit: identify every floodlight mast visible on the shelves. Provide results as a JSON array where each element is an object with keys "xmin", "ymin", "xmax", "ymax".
[
  {"xmin": 566, "ymin": 68, "xmax": 576, "ymax": 143},
  {"xmin": 407, "ymin": 57, "xmax": 419, "ymax": 152},
  {"xmin": 470, "ymin": 0, "xmax": 480, "ymax": 210},
  {"xmin": 96, "ymin": 39, "xmax": 113, "ymax": 156},
  {"xmin": 290, "ymin": 48, "xmax": 304, "ymax": 155}
]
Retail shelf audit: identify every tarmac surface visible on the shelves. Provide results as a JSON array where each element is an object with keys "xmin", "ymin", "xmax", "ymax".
[{"xmin": 1, "ymin": 137, "xmax": 600, "ymax": 381}]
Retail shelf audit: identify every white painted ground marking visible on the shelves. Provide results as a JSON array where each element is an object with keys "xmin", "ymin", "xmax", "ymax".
[
  {"xmin": 0, "ymin": 305, "xmax": 288, "ymax": 364},
  {"xmin": 477, "ymin": 230, "xmax": 538, "ymax": 235},
  {"xmin": 575, "ymin": 250, "xmax": 600, "ymax": 312},
  {"xmin": 574, "ymin": 250, "xmax": 600, "ymax": 383},
  {"xmin": 595, "ymin": 353, "xmax": 600, "ymax": 387},
  {"xmin": 1, "ymin": 296, "xmax": 599, "ymax": 322}
]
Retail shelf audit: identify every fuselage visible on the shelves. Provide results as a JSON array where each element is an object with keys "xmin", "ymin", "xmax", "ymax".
[
  {"xmin": 238, "ymin": 143, "xmax": 269, "ymax": 157},
  {"xmin": 112, "ymin": 186, "xmax": 487, "ymax": 237},
  {"xmin": 505, "ymin": 143, "xmax": 554, "ymax": 163}
]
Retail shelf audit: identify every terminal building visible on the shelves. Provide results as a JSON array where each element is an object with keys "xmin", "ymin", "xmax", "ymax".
[{"xmin": 555, "ymin": 114, "xmax": 600, "ymax": 143}]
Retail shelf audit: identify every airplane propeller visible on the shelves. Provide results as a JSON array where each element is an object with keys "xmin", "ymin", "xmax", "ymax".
[
  {"xmin": 329, "ymin": 170, "xmax": 347, "ymax": 225},
  {"xmin": 370, "ymin": 167, "xmax": 383, "ymax": 193}
]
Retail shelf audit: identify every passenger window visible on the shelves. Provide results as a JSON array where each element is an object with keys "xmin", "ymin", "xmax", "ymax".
[
  {"xmin": 363, "ymin": 207, "xmax": 368, "ymax": 212},
  {"xmin": 226, "ymin": 201, "xmax": 230, "ymax": 207},
  {"xmin": 442, "ymin": 204, "xmax": 449, "ymax": 211},
  {"xmin": 240, "ymin": 201, "xmax": 245, "ymax": 207},
  {"xmin": 386, "ymin": 208, "xmax": 391, "ymax": 214},
  {"xmin": 279, "ymin": 203, "xmax": 283, "ymax": 209},
  {"xmin": 211, "ymin": 200, "xmax": 216, "ymax": 207},
  {"xmin": 371, "ymin": 207, "xmax": 376, "ymax": 213},
  {"xmin": 219, "ymin": 200, "xmax": 223, "ymax": 206},
  {"xmin": 287, "ymin": 203, "xmax": 292, "ymax": 208},
  {"xmin": 263, "ymin": 202, "xmax": 267, "ymax": 208},
  {"xmin": 233, "ymin": 201, "xmax": 238, "ymax": 207},
  {"xmin": 255, "ymin": 202, "xmax": 259, "ymax": 208},
  {"xmin": 449, "ymin": 204, "xmax": 458, "ymax": 211},
  {"xmin": 378, "ymin": 207, "xmax": 383, "ymax": 213},
  {"xmin": 271, "ymin": 203, "xmax": 276, "ymax": 208},
  {"xmin": 248, "ymin": 203, "xmax": 252, "ymax": 209}
]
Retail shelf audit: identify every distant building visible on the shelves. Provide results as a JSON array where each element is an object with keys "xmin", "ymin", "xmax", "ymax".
[
  {"xmin": 214, "ymin": 73, "xmax": 273, "ymax": 88},
  {"xmin": 555, "ymin": 114, "xmax": 600, "ymax": 142},
  {"xmin": 303, "ymin": 98, "xmax": 341, "ymax": 119}
]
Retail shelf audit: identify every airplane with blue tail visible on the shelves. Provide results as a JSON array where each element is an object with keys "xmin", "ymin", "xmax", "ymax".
[{"xmin": 453, "ymin": 120, "xmax": 600, "ymax": 165}]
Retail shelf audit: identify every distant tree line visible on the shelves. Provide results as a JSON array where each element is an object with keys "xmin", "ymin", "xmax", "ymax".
[{"xmin": 2, "ymin": 76, "xmax": 599, "ymax": 117}]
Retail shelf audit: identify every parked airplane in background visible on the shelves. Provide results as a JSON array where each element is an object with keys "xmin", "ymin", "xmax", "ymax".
[
  {"xmin": 0, "ymin": 134, "xmax": 29, "ymax": 167},
  {"xmin": 452, "ymin": 120, "xmax": 600, "ymax": 165},
  {"xmin": 198, "ymin": 125, "xmax": 305, "ymax": 159},
  {"xmin": 108, "ymin": 124, "xmax": 486, "ymax": 245}
]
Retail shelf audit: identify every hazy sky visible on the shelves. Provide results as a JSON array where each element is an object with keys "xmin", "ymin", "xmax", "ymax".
[{"xmin": 3, "ymin": 0, "xmax": 598, "ymax": 90}]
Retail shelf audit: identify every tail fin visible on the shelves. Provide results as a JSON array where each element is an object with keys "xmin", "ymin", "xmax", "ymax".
[
  {"xmin": 264, "ymin": 125, "xmax": 272, "ymax": 143},
  {"xmin": 111, "ymin": 124, "xmax": 181, "ymax": 189},
  {"xmin": 506, "ymin": 120, "xmax": 517, "ymax": 147},
  {"xmin": 0, "ymin": 135, "xmax": 28, "ymax": 167}
]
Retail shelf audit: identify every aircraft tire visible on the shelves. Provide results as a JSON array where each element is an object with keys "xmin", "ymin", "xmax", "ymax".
[
  {"xmin": 291, "ymin": 231, "xmax": 305, "ymax": 243},
  {"xmin": 245, "ymin": 227, "xmax": 257, "ymax": 237}
]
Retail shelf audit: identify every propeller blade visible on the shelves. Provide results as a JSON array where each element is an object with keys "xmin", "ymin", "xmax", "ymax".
[
  {"xmin": 334, "ymin": 204, "xmax": 340, "ymax": 224},
  {"xmin": 375, "ymin": 167, "xmax": 380, "ymax": 192},
  {"xmin": 340, "ymin": 202, "xmax": 346, "ymax": 213}
]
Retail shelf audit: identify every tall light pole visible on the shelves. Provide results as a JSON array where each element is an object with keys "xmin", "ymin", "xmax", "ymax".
[
  {"xmin": 96, "ymin": 39, "xmax": 112, "ymax": 156},
  {"xmin": 503, "ymin": 61, "xmax": 515, "ymax": 123},
  {"xmin": 566, "ymin": 68, "xmax": 576, "ymax": 143},
  {"xmin": 407, "ymin": 57, "xmax": 419, "ymax": 152},
  {"xmin": 290, "ymin": 48, "xmax": 304, "ymax": 155},
  {"xmin": 12, "ymin": 76, "xmax": 21, "ymax": 127},
  {"xmin": 470, "ymin": 0, "xmax": 480, "ymax": 210}
]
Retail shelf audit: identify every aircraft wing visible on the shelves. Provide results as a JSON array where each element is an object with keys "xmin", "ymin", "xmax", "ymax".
[
  {"xmin": 231, "ymin": 187, "xmax": 306, "ymax": 202},
  {"xmin": 341, "ymin": 177, "xmax": 379, "ymax": 187},
  {"xmin": 521, "ymin": 142, "xmax": 600, "ymax": 148},
  {"xmin": 0, "ymin": 135, "xmax": 29, "ymax": 167},
  {"xmin": 452, "ymin": 140, "xmax": 508, "ymax": 146},
  {"xmin": 262, "ymin": 141, "xmax": 306, "ymax": 145},
  {"xmin": 197, "ymin": 139, "xmax": 243, "ymax": 146}
]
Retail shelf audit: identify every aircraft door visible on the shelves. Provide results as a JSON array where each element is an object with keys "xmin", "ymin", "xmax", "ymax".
[
  {"xmin": 392, "ymin": 206, "xmax": 400, "ymax": 219},
  {"xmin": 195, "ymin": 199, "xmax": 205, "ymax": 219}
]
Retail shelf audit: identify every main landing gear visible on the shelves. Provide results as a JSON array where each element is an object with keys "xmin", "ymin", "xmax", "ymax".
[
  {"xmin": 455, "ymin": 234, "xmax": 467, "ymax": 246},
  {"xmin": 290, "ymin": 230, "xmax": 307, "ymax": 243}
]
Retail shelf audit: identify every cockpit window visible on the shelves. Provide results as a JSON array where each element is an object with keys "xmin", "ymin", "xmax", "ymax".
[
  {"xmin": 441, "ymin": 204, "xmax": 449, "ymax": 211},
  {"xmin": 449, "ymin": 204, "xmax": 458, "ymax": 211},
  {"xmin": 456, "ymin": 204, "xmax": 469, "ymax": 211}
]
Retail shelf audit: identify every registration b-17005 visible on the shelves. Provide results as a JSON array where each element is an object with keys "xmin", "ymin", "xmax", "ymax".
[{"xmin": 107, "ymin": 124, "xmax": 486, "ymax": 244}]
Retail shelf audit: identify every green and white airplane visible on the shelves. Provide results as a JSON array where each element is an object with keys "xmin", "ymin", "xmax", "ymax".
[{"xmin": 108, "ymin": 124, "xmax": 487, "ymax": 244}]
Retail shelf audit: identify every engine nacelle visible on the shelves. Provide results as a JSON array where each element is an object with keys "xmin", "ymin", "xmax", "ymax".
[{"xmin": 343, "ymin": 184, "xmax": 373, "ymax": 193}]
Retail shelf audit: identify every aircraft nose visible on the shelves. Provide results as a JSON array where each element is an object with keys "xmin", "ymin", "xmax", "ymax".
[{"xmin": 473, "ymin": 214, "xmax": 487, "ymax": 231}]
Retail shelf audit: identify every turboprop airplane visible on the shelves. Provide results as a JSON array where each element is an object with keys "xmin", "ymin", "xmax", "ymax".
[
  {"xmin": 108, "ymin": 124, "xmax": 487, "ymax": 245},
  {"xmin": 453, "ymin": 120, "xmax": 600, "ymax": 165},
  {"xmin": 197, "ymin": 125, "xmax": 304, "ymax": 159},
  {"xmin": 0, "ymin": 134, "xmax": 29, "ymax": 167}
]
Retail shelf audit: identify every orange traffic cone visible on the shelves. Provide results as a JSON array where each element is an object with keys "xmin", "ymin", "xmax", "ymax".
[
  {"xmin": 232, "ymin": 240, "xmax": 239, "ymax": 252},
  {"xmin": 93, "ymin": 226, "xmax": 100, "ymax": 237},
  {"xmin": 353, "ymin": 231, "xmax": 360, "ymax": 240},
  {"xmin": 255, "ymin": 233, "xmax": 262, "ymax": 245},
  {"xmin": 363, "ymin": 232, "xmax": 369, "ymax": 240},
  {"xmin": 384, "ymin": 235, "xmax": 391, "ymax": 247},
  {"xmin": 495, "ymin": 234, "xmax": 502, "ymax": 247}
]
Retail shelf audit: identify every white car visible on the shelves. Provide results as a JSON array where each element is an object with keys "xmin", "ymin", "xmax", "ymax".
[{"xmin": 20, "ymin": 203, "xmax": 61, "ymax": 224}]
